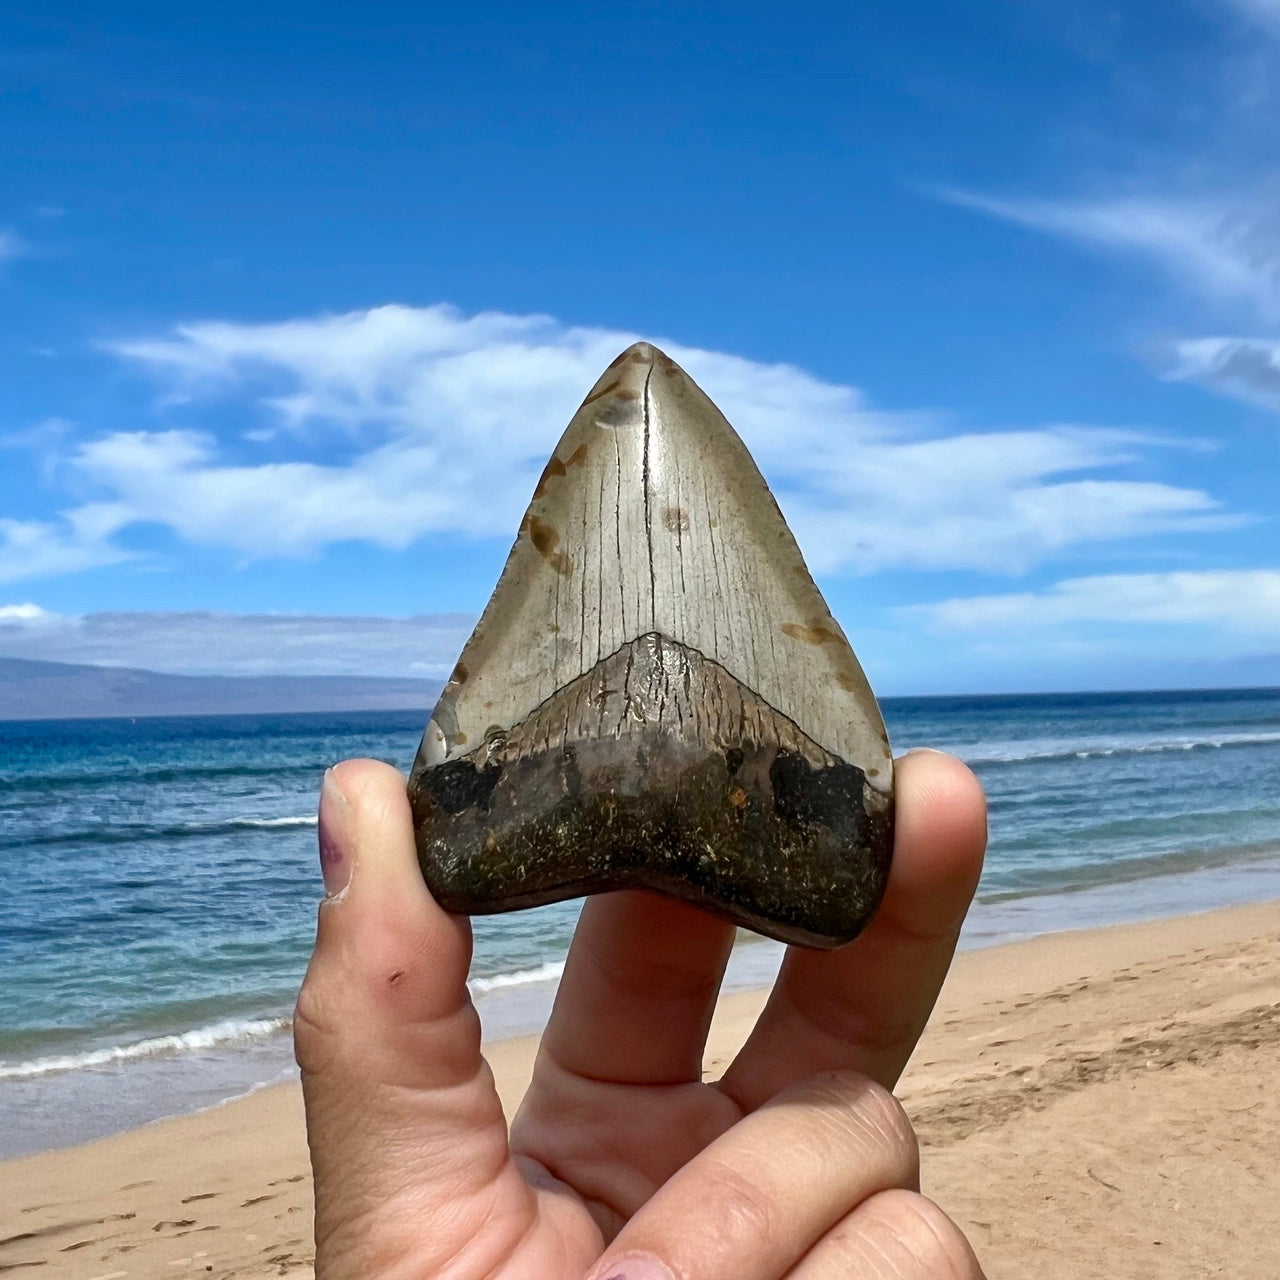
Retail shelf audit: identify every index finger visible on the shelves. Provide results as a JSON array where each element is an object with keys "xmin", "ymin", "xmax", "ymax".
[{"xmin": 717, "ymin": 749, "xmax": 987, "ymax": 1112}]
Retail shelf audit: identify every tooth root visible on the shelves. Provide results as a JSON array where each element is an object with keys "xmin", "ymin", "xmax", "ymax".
[{"xmin": 409, "ymin": 342, "xmax": 894, "ymax": 948}]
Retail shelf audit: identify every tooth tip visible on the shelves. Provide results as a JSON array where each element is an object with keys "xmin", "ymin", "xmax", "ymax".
[{"xmin": 618, "ymin": 340, "xmax": 658, "ymax": 360}]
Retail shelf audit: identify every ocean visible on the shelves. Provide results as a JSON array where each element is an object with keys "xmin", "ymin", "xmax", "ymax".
[{"xmin": 2, "ymin": 688, "xmax": 1277, "ymax": 1157}]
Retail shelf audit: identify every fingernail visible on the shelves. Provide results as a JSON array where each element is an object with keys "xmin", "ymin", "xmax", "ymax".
[
  {"xmin": 318, "ymin": 768, "xmax": 354, "ymax": 898},
  {"xmin": 588, "ymin": 1254, "xmax": 675, "ymax": 1280}
]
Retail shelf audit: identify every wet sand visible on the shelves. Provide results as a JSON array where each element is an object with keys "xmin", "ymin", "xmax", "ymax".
[{"xmin": 1, "ymin": 899, "xmax": 1275, "ymax": 1280}]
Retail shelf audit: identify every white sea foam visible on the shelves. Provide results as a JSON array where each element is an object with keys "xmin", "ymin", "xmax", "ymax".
[
  {"xmin": 469, "ymin": 960, "xmax": 566, "ymax": 994},
  {"xmin": 959, "ymin": 730, "xmax": 1280, "ymax": 766},
  {"xmin": 0, "ymin": 968, "xmax": 575, "ymax": 1082},
  {"xmin": 0, "ymin": 1016, "xmax": 291, "ymax": 1080}
]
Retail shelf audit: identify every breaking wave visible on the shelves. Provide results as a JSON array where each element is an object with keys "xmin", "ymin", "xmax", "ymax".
[
  {"xmin": 4, "ymin": 814, "xmax": 317, "ymax": 851},
  {"xmin": 0, "ymin": 966, "xmax": 576, "ymax": 1082},
  {"xmin": 469, "ymin": 961, "xmax": 566, "ymax": 994},
  {"xmin": 958, "ymin": 730, "xmax": 1280, "ymax": 767},
  {"xmin": 0, "ymin": 1016, "xmax": 291, "ymax": 1081}
]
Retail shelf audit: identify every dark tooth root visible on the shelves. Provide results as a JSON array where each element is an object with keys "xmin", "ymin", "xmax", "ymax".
[{"xmin": 409, "ymin": 635, "xmax": 892, "ymax": 949}]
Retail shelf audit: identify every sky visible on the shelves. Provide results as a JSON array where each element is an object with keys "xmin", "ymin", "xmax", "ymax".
[{"xmin": 1, "ymin": 0, "xmax": 1277, "ymax": 695}]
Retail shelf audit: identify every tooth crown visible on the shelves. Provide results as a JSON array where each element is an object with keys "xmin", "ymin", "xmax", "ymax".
[
  {"xmin": 410, "ymin": 342, "xmax": 894, "ymax": 948},
  {"xmin": 419, "ymin": 343, "xmax": 891, "ymax": 788}
]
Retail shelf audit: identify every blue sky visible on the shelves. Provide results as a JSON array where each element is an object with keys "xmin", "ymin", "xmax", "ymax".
[{"xmin": 1, "ymin": 0, "xmax": 1277, "ymax": 694}]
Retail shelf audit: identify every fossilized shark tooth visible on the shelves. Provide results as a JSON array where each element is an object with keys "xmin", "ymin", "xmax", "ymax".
[{"xmin": 408, "ymin": 343, "xmax": 893, "ymax": 948}]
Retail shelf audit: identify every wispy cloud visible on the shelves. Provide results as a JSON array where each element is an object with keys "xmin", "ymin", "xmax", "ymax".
[
  {"xmin": 0, "ymin": 229, "xmax": 28, "ymax": 268},
  {"xmin": 935, "ymin": 182, "xmax": 1280, "ymax": 418},
  {"xmin": 908, "ymin": 569, "xmax": 1280, "ymax": 636},
  {"xmin": 1222, "ymin": 0, "xmax": 1280, "ymax": 38},
  {"xmin": 0, "ymin": 605, "xmax": 474, "ymax": 677},
  {"xmin": 937, "ymin": 188, "xmax": 1280, "ymax": 322},
  {"xmin": 1165, "ymin": 336, "xmax": 1280, "ymax": 410},
  {"xmin": 1, "ymin": 416, "xmax": 75, "ymax": 451},
  {"xmin": 0, "ymin": 509, "xmax": 133, "ymax": 587},
  {"xmin": 0, "ymin": 302, "xmax": 1216, "ymax": 584},
  {"xmin": 931, "ymin": 0, "xmax": 1280, "ymax": 417}
]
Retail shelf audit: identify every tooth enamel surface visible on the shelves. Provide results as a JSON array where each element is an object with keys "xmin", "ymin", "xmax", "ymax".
[
  {"xmin": 409, "ymin": 342, "xmax": 895, "ymax": 948},
  {"xmin": 418, "ymin": 342, "xmax": 891, "ymax": 789}
]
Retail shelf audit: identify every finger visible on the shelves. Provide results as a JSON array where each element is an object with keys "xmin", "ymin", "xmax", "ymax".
[
  {"xmin": 785, "ymin": 1189, "xmax": 986, "ymax": 1279},
  {"xmin": 510, "ymin": 892, "xmax": 741, "ymax": 1230},
  {"xmin": 533, "ymin": 889, "xmax": 738, "ymax": 1085},
  {"xmin": 586, "ymin": 1069, "xmax": 919, "ymax": 1280},
  {"xmin": 719, "ymin": 750, "xmax": 986, "ymax": 1111},
  {"xmin": 295, "ymin": 760, "xmax": 534, "ymax": 1277}
]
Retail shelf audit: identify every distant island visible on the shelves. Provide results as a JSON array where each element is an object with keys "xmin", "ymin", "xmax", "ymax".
[{"xmin": 0, "ymin": 657, "xmax": 442, "ymax": 721}]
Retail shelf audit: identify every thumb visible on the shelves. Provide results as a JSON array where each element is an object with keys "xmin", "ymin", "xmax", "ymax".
[{"xmin": 295, "ymin": 759, "xmax": 527, "ymax": 1279}]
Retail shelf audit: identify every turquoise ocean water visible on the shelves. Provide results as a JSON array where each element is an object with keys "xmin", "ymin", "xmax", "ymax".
[{"xmin": 1, "ymin": 688, "xmax": 1277, "ymax": 1156}]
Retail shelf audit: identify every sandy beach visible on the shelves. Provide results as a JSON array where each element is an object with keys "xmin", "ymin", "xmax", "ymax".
[{"xmin": 1, "ymin": 898, "xmax": 1275, "ymax": 1280}]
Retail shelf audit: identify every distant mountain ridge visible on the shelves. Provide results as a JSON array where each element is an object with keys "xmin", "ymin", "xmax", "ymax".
[{"xmin": 0, "ymin": 657, "xmax": 441, "ymax": 721}]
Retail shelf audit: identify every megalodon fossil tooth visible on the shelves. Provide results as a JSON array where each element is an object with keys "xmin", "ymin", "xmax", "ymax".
[{"xmin": 408, "ymin": 342, "xmax": 894, "ymax": 948}]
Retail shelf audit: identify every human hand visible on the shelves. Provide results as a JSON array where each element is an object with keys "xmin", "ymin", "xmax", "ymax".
[{"xmin": 295, "ymin": 749, "xmax": 988, "ymax": 1279}]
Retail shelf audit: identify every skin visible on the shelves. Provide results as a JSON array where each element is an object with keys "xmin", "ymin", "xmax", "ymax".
[{"xmin": 297, "ymin": 749, "xmax": 989, "ymax": 1280}]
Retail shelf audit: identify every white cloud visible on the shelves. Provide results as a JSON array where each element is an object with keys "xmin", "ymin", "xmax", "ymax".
[
  {"xmin": 0, "ymin": 602, "xmax": 51, "ymax": 622},
  {"xmin": 9, "ymin": 302, "xmax": 1223, "ymax": 580},
  {"xmin": 0, "ymin": 606, "xmax": 475, "ymax": 677},
  {"xmin": 0, "ymin": 508, "xmax": 133, "ymax": 586},
  {"xmin": 1166, "ymin": 335, "xmax": 1280, "ymax": 411},
  {"xmin": 937, "ymin": 188, "xmax": 1280, "ymax": 321},
  {"xmin": 936, "ymin": 183, "xmax": 1280, "ymax": 417},
  {"xmin": 909, "ymin": 569, "xmax": 1280, "ymax": 635},
  {"xmin": 928, "ymin": 15, "xmax": 1280, "ymax": 418}
]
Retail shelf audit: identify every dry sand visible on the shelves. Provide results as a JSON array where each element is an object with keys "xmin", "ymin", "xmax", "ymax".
[{"xmin": 1, "ymin": 899, "xmax": 1275, "ymax": 1280}]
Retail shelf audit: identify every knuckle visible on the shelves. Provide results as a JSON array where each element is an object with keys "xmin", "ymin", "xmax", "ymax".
[
  {"xmin": 288, "ymin": 952, "xmax": 353, "ymax": 1080},
  {"xmin": 861, "ymin": 1189, "xmax": 984, "ymax": 1278},
  {"xmin": 292, "ymin": 972, "xmax": 339, "ymax": 1076},
  {"xmin": 797, "ymin": 1070, "xmax": 920, "ymax": 1185},
  {"xmin": 863, "ymin": 1083, "xmax": 920, "ymax": 1177},
  {"xmin": 696, "ymin": 1156, "xmax": 782, "ymax": 1248}
]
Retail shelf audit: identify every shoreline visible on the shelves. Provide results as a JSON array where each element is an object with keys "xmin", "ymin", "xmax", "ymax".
[
  {"xmin": 2, "ymin": 856, "xmax": 1278, "ymax": 1161},
  {"xmin": 0, "ymin": 897, "xmax": 1276, "ymax": 1279}
]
